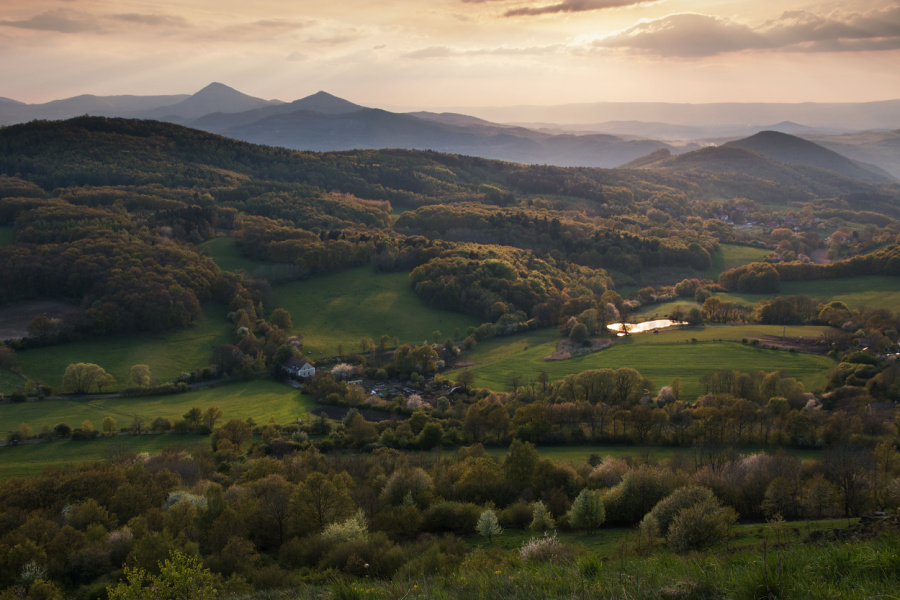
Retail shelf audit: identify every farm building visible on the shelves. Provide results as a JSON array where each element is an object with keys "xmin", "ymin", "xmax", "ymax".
[{"xmin": 283, "ymin": 357, "xmax": 315, "ymax": 378}]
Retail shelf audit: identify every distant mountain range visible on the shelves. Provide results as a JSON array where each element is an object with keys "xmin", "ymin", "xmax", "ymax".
[{"xmin": 2, "ymin": 83, "xmax": 898, "ymax": 178}]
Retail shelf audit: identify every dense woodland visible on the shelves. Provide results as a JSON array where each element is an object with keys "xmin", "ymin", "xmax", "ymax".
[{"xmin": 1, "ymin": 117, "xmax": 900, "ymax": 598}]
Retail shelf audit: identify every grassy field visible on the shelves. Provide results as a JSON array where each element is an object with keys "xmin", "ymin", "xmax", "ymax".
[
  {"xmin": 197, "ymin": 235, "xmax": 265, "ymax": 273},
  {"xmin": 469, "ymin": 517, "xmax": 848, "ymax": 558},
  {"xmin": 633, "ymin": 300, "xmax": 701, "ymax": 320},
  {"xmin": 0, "ymin": 226, "xmax": 13, "ymax": 247},
  {"xmin": 13, "ymin": 303, "xmax": 233, "ymax": 391},
  {"xmin": 451, "ymin": 325, "xmax": 835, "ymax": 398},
  {"xmin": 271, "ymin": 268, "xmax": 480, "ymax": 355},
  {"xmin": 703, "ymin": 244, "xmax": 771, "ymax": 280},
  {"xmin": 0, "ymin": 378, "xmax": 314, "ymax": 435},
  {"xmin": 0, "ymin": 369, "xmax": 27, "ymax": 395},
  {"xmin": 718, "ymin": 275, "xmax": 900, "ymax": 312},
  {"xmin": 0, "ymin": 433, "xmax": 209, "ymax": 479}
]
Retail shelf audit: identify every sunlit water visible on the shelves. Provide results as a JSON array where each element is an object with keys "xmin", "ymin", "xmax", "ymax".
[{"xmin": 607, "ymin": 319, "xmax": 682, "ymax": 336}]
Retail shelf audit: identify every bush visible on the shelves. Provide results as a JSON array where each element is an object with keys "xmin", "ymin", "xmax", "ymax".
[
  {"xmin": 643, "ymin": 485, "xmax": 717, "ymax": 536},
  {"xmin": 567, "ymin": 489, "xmax": 605, "ymax": 533},
  {"xmin": 666, "ymin": 497, "xmax": 738, "ymax": 553},
  {"xmin": 529, "ymin": 500, "xmax": 555, "ymax": 532},
  {"xmin": 518, "ymin": 532, "xmax": 569, "ymax": 563}
]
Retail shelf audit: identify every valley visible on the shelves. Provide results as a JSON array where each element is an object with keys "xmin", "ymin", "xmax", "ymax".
[{"xmin": 0, "ymin": 110, "xmax": 898, "ymax": 600}]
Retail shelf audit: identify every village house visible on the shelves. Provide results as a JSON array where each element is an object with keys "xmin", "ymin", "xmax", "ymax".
[{"xmin": 282, "ymin": 357, "xmax": 315, "ymax": 378}]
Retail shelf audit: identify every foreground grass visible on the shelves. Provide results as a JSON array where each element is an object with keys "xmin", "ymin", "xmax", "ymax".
[
  {"xmin": 0, "ymin": 433, "xmax": 208, "ymax": 479},
  {"xmin": 0, "ymin": 378, "xmax": 313, "ymax": 435},
  {"xmin": 14, "ymin": 302, "xmax": 233, "ymax": 390},
  {"xmin": 703, "ymin": 243, "xmax": 772, "ymax": 280},
  {"xmin": 719, "ymin": 275, "xmax": 900, "ymax": 312},
  {"xmin": 271, "ymin": 268, "xmax": 480, "ymax": 355},
  {"xmin": 235, "ymin": 520, "xmax": 895, "ymax": 600},
  {"xmin": 453, "ymin": 325, "xmax": 834, "ymax": 398}
]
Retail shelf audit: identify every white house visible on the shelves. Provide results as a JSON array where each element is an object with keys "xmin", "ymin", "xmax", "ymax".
[{"xmin": 283, "ymin": 357, "xmax": 315, "ymax": 378}]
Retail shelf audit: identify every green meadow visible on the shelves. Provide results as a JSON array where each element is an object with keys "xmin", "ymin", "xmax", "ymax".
[
  {"xmin": 1, "ymin": 378, "xmax": 312, "ymax": 435},
  {"xmin": 451, "ymin": 325, "xmax": 835, "ymax": 399},
  {"xmin": 0, "ymin": 226, "xmax": 14, "ymax": 247},
  {"xmin": 719, "ymin": 275, "xmax": 900, "ymax": 312},
  {"xmin": 0, "ymin": 369, "xmax": 27, "ymax": 395},
  {"xmin": 12, "ymin": 303, "xmax": 233, "ymax": 391},
  {"xmin": 271, "ymin": 267, "xmax": 480, "ymax": 355},
  {"xmin": 0, "ymin": 433, "xmax": 209, "ymax": 479},
  {"xmin": 198, "ymin": 235, "xmax": 266, "ymax": 273},
  {"xmin": 703, "ymin": 243, "xmax": 771, "ymax": 279}
]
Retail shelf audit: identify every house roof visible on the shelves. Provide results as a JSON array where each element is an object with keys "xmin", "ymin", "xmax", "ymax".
[{"xmin": 283, "ymin": 357, "xmax": 305, "ymax": 368}]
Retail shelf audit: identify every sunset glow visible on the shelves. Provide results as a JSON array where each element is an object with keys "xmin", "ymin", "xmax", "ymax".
[{"xmin": 2, "ymin": 0, "xmax": 899, "ymax": 107}]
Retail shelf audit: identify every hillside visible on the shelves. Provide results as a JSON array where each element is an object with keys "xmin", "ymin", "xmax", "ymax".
[{"xmin": 724, "ymin": 130, "xmax": 894, "ymax": 184}]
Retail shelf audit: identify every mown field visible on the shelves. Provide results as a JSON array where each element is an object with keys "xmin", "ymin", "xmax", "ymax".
[
  {"xmin": 719, "ymin": 275, "xmax": 900, "ymax": 312},
  {"xmin": 703, "ymin": 243, "xmax": 772, "ymax": 279},
  {"xmin": 198, "ymin": 235, "xmax": 266, "ymax": 273},
  {"xmin": 270, "ymin": 267, "xmax": 480, "ymax": 355},
  {"xmin": 0, "ymin": 433, "xmax": 209, "ymax": 479},
  {"xmin": 0, "ymin": 378, "xmax": 313, "ymax": 435},
  {"xmin": 0, "ymin": 226, "xmax": 13, "ymax": 247},
  {"xmin": 451, "ymin": 325, "xmax": 835, "ymax": 398},
  {"xmin": 8, "ymin": 302, "xmax": 233, "ymax": 393}
]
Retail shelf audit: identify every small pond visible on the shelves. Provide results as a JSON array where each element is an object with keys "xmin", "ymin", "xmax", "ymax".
[{"xmin": 607, "ymin": 319, "xmax": 682, "ymax": 336}]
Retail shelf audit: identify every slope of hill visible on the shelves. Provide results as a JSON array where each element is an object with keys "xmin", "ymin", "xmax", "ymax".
[
  {"xmin": 724, "ymin": 131, "xmax": 894, "ymax": 184},
  {"xmin": 622, "ymin": 144, "xmax": 885, "ymax": 203},
  {"xmin": 198, "ymin": 104, "xmax": 674, "ymax": 168},
  {"xmin": 142, "ymin": 82, "xmax": 280, "ymax": 121},
  {"xmin": 804, "ymin": 130, "xmax": 900, "ymax": 180}
]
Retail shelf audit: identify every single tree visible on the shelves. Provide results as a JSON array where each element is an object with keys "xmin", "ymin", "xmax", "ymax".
[
  {"xmin": 270, "ymin": 308, "xmax": 292, "ymax": 330},
  {"xmin": 202, "ymin": 406, "xmax": 224, "ymax": 429},
  {"xmin": 101, "ymin": 416, "xmax": 117, "ymax": 435},
  {"xmin": 62, "ymin": 363, "xmax": 114, "ymax": 394},
  {"xmin": 568, "ymin": 489, "xmax": 606, "ymax": 534},
  {"xmin": 476, "ymin": 509, "xmax": 502, "ymax": 542},
  {"xmin": 130, "ymin": 364, "xmax": 152, "ymax": 387},
  {"xmin": 530, "ymin": 500, "xmax": 555, "ymax": 532}
]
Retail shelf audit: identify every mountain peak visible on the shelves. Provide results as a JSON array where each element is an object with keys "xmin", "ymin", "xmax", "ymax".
[{"xmin": 289, "ymin": 91, "xmax": 364, "ymax": 115}]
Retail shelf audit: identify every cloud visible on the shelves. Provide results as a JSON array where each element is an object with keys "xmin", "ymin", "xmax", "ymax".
[
  {"xmin": 403, "ymin": 44, "xmax": 563, "ymax": 59},
  {"xmin": 0, "ymin": 9, "xmax": 99, "ymax": 33},
  {"xmin": 595, "ymin": 13, "xmax": 765, "ymax": 56},
  {"xmin": 109, "ymin": 13, "xmax": 189, "ymax": 28},
  {"xmin": 505, "ymin": 0, "xmax": 653, "ymax": 17},
  {"xmin": 595, "ymin": 5, "xmax": 900, "ymax": 56}
]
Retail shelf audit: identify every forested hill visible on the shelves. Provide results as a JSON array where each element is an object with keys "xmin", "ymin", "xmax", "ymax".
[{"xmin": 1, "ymin": 117, "xmax": 899, "ymax": 341}]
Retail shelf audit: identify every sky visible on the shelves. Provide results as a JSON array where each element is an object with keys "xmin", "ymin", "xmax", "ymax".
[{"xmin": 1, "ymin": 0, "xmax": 900, "ymax": 108}]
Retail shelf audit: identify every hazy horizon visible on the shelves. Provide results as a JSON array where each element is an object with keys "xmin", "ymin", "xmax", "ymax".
[{"xmin": 1, "ymin": 1, "xmax": 899, "ymax": 109}]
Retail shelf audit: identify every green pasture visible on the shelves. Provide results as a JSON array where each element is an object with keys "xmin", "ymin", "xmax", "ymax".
[
  {"xmin": 14, "ymin": 303, "xmax": 232, "ymax": 390},
  {"xmin": 0, "ymin": 369, "xmax": 27, "ymax": 396},
  {"xmin": 271, "ymin": 268, "xmax": 480, "ymax": 355},
  {"xmin": 0, "ymin": 226, "xmax": 13, "ymax": 247},
  {"xmin": 718, "ymin": 275, "xmax": 900, "ymax": 312},
  {"xmin": 633, "ymin": 300, "xmax": 701, "ymax": 320},
  {"xmin": 452, "ymin": 325, "xmax": 835, "ymax": 399},
  {"xmin": 0, "ymin": 433, "xmax": 209, "ymax": 479},
  {"xmin": 1, "ymin": 378, "xmax": 313, "ymax": 435},
  {"xmin": 703, "ymin": 244, "xmax": 771, "ymax": 280},
  {"xmin": 470, "ymin": 518, "xmax": 847, "ymax": 557},
  {"xmin": 198, "ymin": 235, "xmax": 265, "ymax": 273}
]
